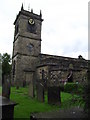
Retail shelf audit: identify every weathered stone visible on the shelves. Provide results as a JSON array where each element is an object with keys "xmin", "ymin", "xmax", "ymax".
[
  {"xmin": 0, "ymin": 96, "xmax": 17, "ymax": 119},
  {"xmin": 28, "ymin": 82, "xmax": 34, "ymax": 98},
  {"xmin": 30, "ymin": 107, "xmax": 88, "ymax": 119},
  {"xmin": 28, "ymin": 72, "xmax": 35, "ymax": 97},
  {"xmin": 12, "ymin": 8, "xmax": 42, "ymax": 87},
  {"xmin": 2, "ymin": 79, "xmax": 10, "ymax": 99},
  {"xmin": 37, "ymin": 83, "xmax": 44, "ymax": 102},
  {"xmin": 48, "ymin": 86, "xmax": 61, "ymax": 105}
]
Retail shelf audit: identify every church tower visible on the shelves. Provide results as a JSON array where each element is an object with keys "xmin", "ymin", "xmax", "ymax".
[{"xmin": 12, "ymin": 4, "xmax": 43, "ymax": 86}]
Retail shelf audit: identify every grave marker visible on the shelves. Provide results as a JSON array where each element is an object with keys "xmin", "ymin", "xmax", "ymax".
[
  {"xmin": 0, "ymin": 96, "xmax": 17, "ymax": 119},
  {"xmin": 37, "ymin": 83, "xmax": 44, "ymax": 102},
  {"xmin": 2, "ymin": 79, "xmax": 10, "ymax": 99},
  {"xmin": 28, "ymin": 81, "xmax": 34, "ymax": 98},
  {"xmin": 48, "ymin": 86, "xmax": 61, "ymax": 105}
]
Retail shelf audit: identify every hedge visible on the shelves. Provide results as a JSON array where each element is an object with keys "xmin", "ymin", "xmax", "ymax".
[{"xmin": 64, "ymin": 82, "xmax": 78, "ymax": 93}]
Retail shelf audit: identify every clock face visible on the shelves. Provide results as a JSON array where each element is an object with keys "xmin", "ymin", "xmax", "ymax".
[
  {"xmin": 27, "ymin": 18, "xmax": 36, "ymax": 33},
  {"xmin": 28, "ymin": 19, "xmax": 35, "ymax": 25}
]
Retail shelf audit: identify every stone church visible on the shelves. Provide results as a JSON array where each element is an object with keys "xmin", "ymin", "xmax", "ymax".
[{"xmin": 12, "ymin": 5, "xmax": 88, "ymax": 87}]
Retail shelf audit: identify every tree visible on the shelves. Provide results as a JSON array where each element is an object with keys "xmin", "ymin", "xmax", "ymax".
[
  {"xmin": 2, "ymin": 53, "xmax": 12, "ymax": 82},
  {"xmin": 81, "ymin": 70, "xmax": 89, "ymax": 115}
]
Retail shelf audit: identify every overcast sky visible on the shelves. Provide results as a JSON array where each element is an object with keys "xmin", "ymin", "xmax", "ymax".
[{"xmin": 0, "ymin": 0, "xmax": 89, "ymax": 59}]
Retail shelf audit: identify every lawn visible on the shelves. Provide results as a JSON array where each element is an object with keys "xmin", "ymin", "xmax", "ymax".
[{"xmin": 10, "ymin": 87, "xmax": 83, "ymax": 118}]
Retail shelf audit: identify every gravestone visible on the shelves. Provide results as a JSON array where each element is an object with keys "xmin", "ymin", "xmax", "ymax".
[
  {"xmin": 48, "ymin": 86, "xmax": 61, "ymax": 105},
  {"xmin": 28, "ymin": 82, "xmax": 34, "ymax": 98},
  {"xmin": 2, "ymin": 79, "xmax": 10, "ymax": 99},
  {"xmin": 0, "ymin": 96, "xmax": 17, "ymax": 119},
  {"xmin": 37, "ymin": 83, "xmax": 44, "ymax": 102}
]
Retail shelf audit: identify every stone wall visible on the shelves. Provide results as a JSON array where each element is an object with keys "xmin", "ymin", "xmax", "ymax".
[
  {"xmin": 40, "ymin": 53, "xmax": 88, "ymax": 70},
  {"xmin": 36, "ymin": 53, "xmax": 88, "ymax": 86},
  {"xmin": 13, "ymin": 36, "xmax": 41, "ymax": 57},
  {"xmin": 12, "ymin": 54, "xmax": 39, "ymax": 86},
  {"xmin": 12, "ymin": 8, "xmax": 42, "ymax": 86}
]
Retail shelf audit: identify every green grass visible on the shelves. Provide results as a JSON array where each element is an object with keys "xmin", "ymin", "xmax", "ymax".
[{"xmin": 10, "ymin": 87, "xmax": 83, "ymax": 118}]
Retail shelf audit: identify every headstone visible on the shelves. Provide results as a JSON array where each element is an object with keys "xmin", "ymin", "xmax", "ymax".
[
  {"xmin": 2, "ymin": 79, "xmax": 10, "ymax": 99},
  {"xmin": 28, "ymin": 81, "xmax": 34, "ymax": 98},
  {"xmin": 48, "ymin": 86, "xmax": 61, "ymax": 105},
  {"xmin": 23, "ymin": 80, "xmax": 26, "ymax": 87},
  {"xmin": 37, "ymin": 83, "xmax": 44, "ymax": 102},
  {"xmin": 0, "ymin": 96, "xmax": 17, "ymax": 119}
]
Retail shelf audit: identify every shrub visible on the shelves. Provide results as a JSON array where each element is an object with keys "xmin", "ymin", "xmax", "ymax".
[
  {"xmin": 60, "ymin": 83, "xmax": 64, "ymax": 91},
  {"xmin": 82, "ymin": 81, "xmax": 89, "ymax": 114},
  {"xmin": 64, "ymin": 82, "xmax": 78, "ymax": 93},
  {"xmin": 76, "ymin": 83, "xmax": 84, "ymax": 94}
]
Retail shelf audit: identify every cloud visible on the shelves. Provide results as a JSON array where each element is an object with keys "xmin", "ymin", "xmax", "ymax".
[{"xmin": 0, "ymin": 0, "xmax": 88, "ymax": 60}]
